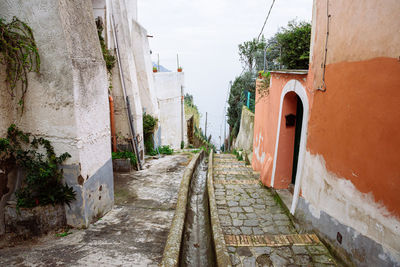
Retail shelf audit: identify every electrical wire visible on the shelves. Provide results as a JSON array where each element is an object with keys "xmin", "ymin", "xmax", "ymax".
[{"xmin": 257, "ymin": 0, "xmax": 276, "ymax": 41}]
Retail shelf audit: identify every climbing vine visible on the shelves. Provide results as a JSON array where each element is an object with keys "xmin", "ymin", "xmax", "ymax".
[
  {"xmin": 0, "ymin": 124, "xmax": 75, "ymax": 209},
  {"xmin": 95, "ymin": 17, "xmax": 115, "ymax": 74},
  {"xmin": 0, "ymin": 17, "xmax": 40, "ymax": 111}
]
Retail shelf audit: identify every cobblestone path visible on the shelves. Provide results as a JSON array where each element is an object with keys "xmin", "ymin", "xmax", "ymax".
[{"xmin": 213, "ymin": 154, "xmax": 337, "ymax": 267}]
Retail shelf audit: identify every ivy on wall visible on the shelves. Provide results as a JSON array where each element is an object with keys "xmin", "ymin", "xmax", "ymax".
[{"xmin": 0, "ymin": 17, "xmax": 40, "ymax": 112}]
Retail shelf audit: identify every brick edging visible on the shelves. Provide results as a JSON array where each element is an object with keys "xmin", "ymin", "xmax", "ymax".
[
  {"xmin": 207, "ymin": 151, "xmax": 232, "ymax": 267},
  {"xmin": 160, "ymin": 152, "xmax": 203, "ymax": 267}
]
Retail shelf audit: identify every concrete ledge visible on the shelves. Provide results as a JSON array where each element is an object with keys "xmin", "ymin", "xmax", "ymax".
[
  {"xmin": 207, "ymin": 151, "xmax": 232, "ymax": 267},
  {"xmin": 160, "ymin": 151, "xmax": 203, "ymax": 267}
]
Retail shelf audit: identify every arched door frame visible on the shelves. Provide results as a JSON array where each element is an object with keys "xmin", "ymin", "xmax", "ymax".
[{"xmin": 270, "ymin": 79, "xmax": 309, "ymax": 214}]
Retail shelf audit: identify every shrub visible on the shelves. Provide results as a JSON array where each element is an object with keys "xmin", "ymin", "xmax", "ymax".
[
  {"xmin": 112, "ymin": 151, "xmax": 137, "ymax": 166},
  {"xmin": 0, "ymin": 124, "xmax": 75, "ymax": 209},
  {"xmin": 158, "ymin": 145, "xmax": 173, "ymax": 155}
]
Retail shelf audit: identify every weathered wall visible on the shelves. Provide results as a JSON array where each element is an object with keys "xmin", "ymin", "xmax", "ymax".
[
  {"xmin": 0, "ymin": 0, "xmax": 113, "ymax": 228},
  {"xmin": 131, "ymin": 20, "xmax": 159, "ymax": 117},
  {"xmin": 107, "ymin": 0, "xmax": 145, "ymax": 160},
  {"xmin": 252, "ymin": 73, "xmax": 309, "ymax": 187},
  {"xmin": 154, "ymin": 72, "xmax": 186, "ymax": 149},
  {"xmin": 298, "ymin": 0, "xmax": 400, "ymax": 265},
  {"xmin": 234, "ymin": 106, "xmax": 254, "ymax": 163}
]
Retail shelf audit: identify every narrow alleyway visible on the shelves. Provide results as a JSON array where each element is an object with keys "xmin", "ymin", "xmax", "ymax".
[
  {"xmin": 0, "ymin": 153, "xmax": 191, "ymax": 266},
  {"xmin": 213, "ymin": 154, "xmax": 337, "ymax": 266}
]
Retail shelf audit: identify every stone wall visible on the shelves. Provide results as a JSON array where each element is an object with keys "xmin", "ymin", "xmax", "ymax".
[{"xmin": 233, "ymin": 106, "xmax": 254, "ymax": 163}]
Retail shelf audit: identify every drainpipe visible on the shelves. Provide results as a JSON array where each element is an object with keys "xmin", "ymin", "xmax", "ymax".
[
  {"xmin": 181, "ymin": 85, "xmax": 184, "ymax": 148},
  {"xmin": 109, "ymin": 95, "xmax": 117, "ymax": 153}
]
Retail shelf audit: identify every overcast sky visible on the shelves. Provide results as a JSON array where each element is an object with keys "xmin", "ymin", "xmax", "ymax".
[{"xmin": 137, "ymin": 0, "xmax": 313, "ymax": 147}]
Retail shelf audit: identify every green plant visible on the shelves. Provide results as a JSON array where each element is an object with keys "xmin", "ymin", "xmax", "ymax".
[
  {"xmin": 180, "ymin": 141, "xmax": 184, "ymax": 149},
  {"xmin": 112, "ymin": 151, "xmax": 137, "ymax": 166},
  {"xmin": 257, "ymin": 71, "xmax": 271, "ymax": 99},
  {"xmin": 0, "ymin": 17, "xmax": 40, "ymax": 112},
  {"xmin": 0, "ymin": 124, "xmax": 75, "ymax": 209},
  {"xmin": 56, "ymin": 229, "xmax": 72, "ymax": 237},
  {"xmin": 153, "ymin": 66, "xmax": 158, "ymax": 72},
  {"xmin": 143, "ymin": 113, "xmax": 158, "ymax": 155},
  {"xmin": 95, "ymin": 18, "xmax": 115, "ymax": 73},
  {"xmin": 158, "ymin": 145, "xmax": 173, "ymax": 155}
]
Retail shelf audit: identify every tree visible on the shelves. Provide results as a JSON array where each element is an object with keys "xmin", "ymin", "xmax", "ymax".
[
  {"xmin": 238, "ymin": 36, "xmax": 266, "ymax": 73},
  {"xmin": 275, "ymin": 20, "xmax": 311, "ymax": 69},
  {"xmin": 227, "ymin": 72, "xmax": 255, "ymax": 138}
]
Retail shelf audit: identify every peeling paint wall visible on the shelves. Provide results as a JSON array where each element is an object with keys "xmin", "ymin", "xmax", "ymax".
[
  {"xmin": 0, "ymin": 0, "xmax": 113, "ymax": 228},
  {"xmin": 252, "ymin": 74, "xmax": 308, "ymax": 186},
  {"xmin": 154, "ymin": 72, "xmax": 186, "ymax": 149},
  {"xmin": 301, "ymin": 0, "xmax": 400, "ymax": 264}
]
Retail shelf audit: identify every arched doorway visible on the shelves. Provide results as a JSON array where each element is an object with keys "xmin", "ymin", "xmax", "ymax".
[{"xmin": 271, "ymin": 80, "xmax": 309, "ymax": 214}]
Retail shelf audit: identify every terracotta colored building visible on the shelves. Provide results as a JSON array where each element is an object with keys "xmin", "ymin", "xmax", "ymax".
[{"xmin": 252, "ymin": 0, "xmax": 400, "ymax": 265}]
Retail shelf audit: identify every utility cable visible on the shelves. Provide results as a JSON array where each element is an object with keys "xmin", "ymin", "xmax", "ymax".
[{"xmin": 257, "ymin": 0, "xmax": 276, "ymax": 41}]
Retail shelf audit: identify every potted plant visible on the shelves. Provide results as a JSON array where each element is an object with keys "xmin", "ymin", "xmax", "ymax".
[
  {"xmin": 153, "ymin": 66, "xmax": 158, "ymax": 73},
  {"xmin": 177, "ymin": 67, "xmax": 183, "ymax": 72}
]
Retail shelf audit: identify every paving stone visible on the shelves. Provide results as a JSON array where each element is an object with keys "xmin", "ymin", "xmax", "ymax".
[
  {"xmin": 312, "ymin": 254, "xmax": 334, "ymax": 264},
  {"xmin": 216, "ymin": 200, "xmax": 227, "ymax": 205},
  {"xmin": 255, "ymin": 254, "xmax": 273, "ymax": 267},
  {"xmin": 275, "ymin": 247, "xmax": 294, "ymax": 258},
  {"xmin": 239, "ymin": 200, "xmax": 251, "ymax": 206},
  {"xmin": 294, "ymin": 254, "xmax": 312, "ymax": 265},
  {"xmin": 227, "ymin": 201, "xmax": 239, "ymax": 207},
  {"xmin": 238, "ymin": 213, "xmax": 247, "ymax": 220},
  {"xmin": 228, "ymin": 246, "xmax": 237, "ymax": 253},
  {"xmin": 275, "ymin": 220, "xmax": 291, "ymax": 226},
  {"xmin": 246, "ymin": 213, "xmax": 257, "ymax": 219},
  {"xmin": 231, "ymin": 212, "xmax": 238, "ymax": 218},
  {"xmin": 256, "ymin": 199, "xmax": 265, "ymax": 204},
  {"xmin": 215, "ymin": 191, "xmax": 225, "ymax": 196},
  {"xmin": 240, "ymin": 226, "xmax": 253, "ymax": 235},
  {"xmin": 277, "ymin": 225, "xmax": 292, "ymax": 234},
  {"xmin": 244, "ymin": 219, "xmax": 259, "ymax": 227},
  {"xmin": 233, "ymin": 219, "xmax": 243, "ymax": 227},
  {"xmin": 252, "ymin": 247, "xmax": 273, "ymax": 256},
  {"xmin": 237, "ymin": 247, "xmax": 253, "ymax": 257},
  {"xmin": 270, "ymin": 251, "xmax": 289, "ymax": 267},
  {"xmin": 273, "ymin": 214, "xmax": 289, "ymax": 220},
  {"xmin": 243, "ymin": 207, "xmax": 254, "ymax": 212},
  {"xmin": 252, "ymin": 227, "xmax": 264, "ymax": 235},
  {"xmin": 230, "ymin": 207, "xmax": 243, "ymax": 213},
  {"xmin": 260, "ymin": 220, "xmax": 274, "ymax": 227},
  {"xmin": 262, "ymin": 226, "xmax": 279, "ymax": 234},
  {"xmin": 220, "ymin": 215, "xmax": 232, "ymax": 226},
  {"xmin": 307, "ymin": 245, "xmax": 329, "ymax": 255},
  {"xmin": 291, "ymin": 245, "xmax": 309, "ymax": 255},
  {"xmin": 242, "ymin": 257, "xmax": 256, "ymax": 267},
  {"xmin": 218, "ymin": 209, "xmax": 228, "ymax": 215},
  {"xmin": 229, "ymin": 227, "xmax": 241, "ymax": 235},
  {"xmin": 253, "ymin": 204, "xmax": 266, "ymax": 209},
  {"xmin": 229, "ymin": 253, "xmax": 241, "ymax": 265}
]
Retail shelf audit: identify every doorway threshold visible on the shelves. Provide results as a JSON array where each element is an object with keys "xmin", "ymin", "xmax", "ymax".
[{"xmin": 276, "ymin": 189, "xmax": 293, "ymax": 211}]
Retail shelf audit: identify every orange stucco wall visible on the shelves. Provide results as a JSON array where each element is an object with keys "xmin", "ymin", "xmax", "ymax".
[
  {"xmin": 252, "ymin": 73, "xmax": 309, "ymax": 187},
  {"xmin": 307, "ymin": 0, "xmax": 400, "ymax": 219},
  {"xmin": 307, "ymin": 57, "xmax": 400, "ymax": 217}
]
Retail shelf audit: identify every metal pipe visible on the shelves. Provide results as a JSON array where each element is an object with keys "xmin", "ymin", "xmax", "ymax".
[
  {"xmin": 111, "ymin": 14, "xmax": 142, "ymax": 170},
  {"xmin": 109, "ymin": 95, "xmax": 117, "ymax": 153}
]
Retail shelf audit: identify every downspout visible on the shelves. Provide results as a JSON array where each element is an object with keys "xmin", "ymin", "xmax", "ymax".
[
  {"xmin": 109, "ymin": 96, "xmax": 117, "ymax": 153},
  {"xmin": 110, "ymin": 14, "xmax": 142, "ymax": 170}
]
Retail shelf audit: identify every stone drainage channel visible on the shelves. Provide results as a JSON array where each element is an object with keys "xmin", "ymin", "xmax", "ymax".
[
  {"xmin": 180, "ymin": 155, "xmax": 216, "ymax": 266},
  {"xmin": 161, "ymin": 151, "xmax": 223, "ymax": 267}
]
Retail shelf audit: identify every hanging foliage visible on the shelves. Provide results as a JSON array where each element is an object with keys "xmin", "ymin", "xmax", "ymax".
[{"xmin": 0, "ymin": 16, "xmax": 40, "ymax": 111}]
